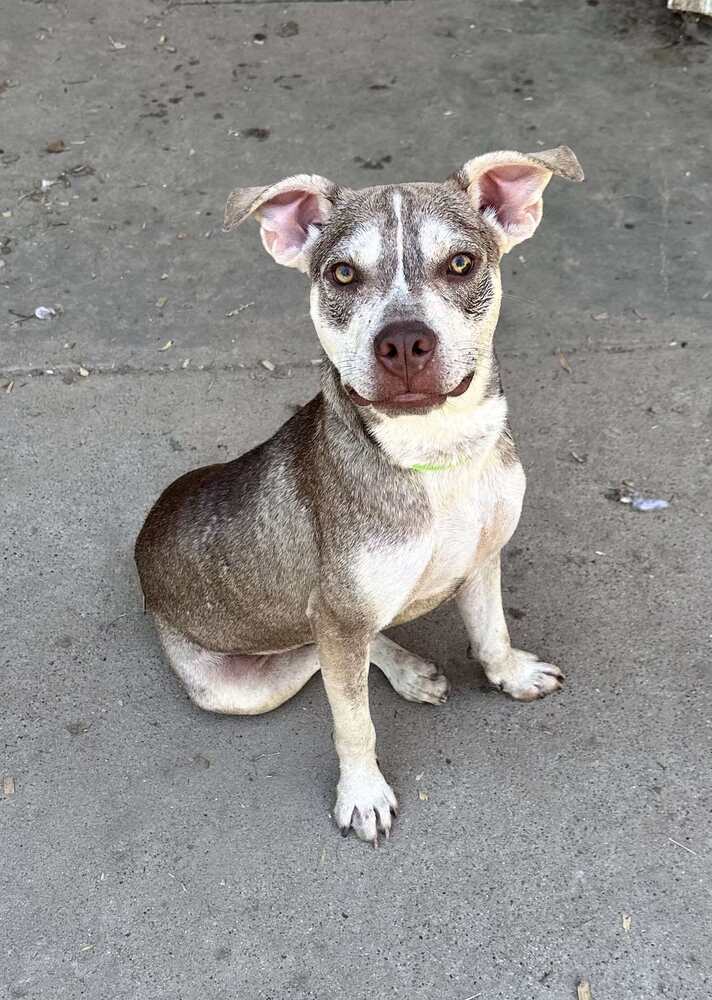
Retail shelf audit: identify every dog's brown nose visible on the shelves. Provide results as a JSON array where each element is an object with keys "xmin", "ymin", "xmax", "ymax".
[{"xmin": 373, "ymin": 322, "xmax": 437, "ymax": 382}]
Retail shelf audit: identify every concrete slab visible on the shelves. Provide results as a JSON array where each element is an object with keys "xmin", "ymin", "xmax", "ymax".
[{"xmin": 2, "ymin": 2, "xmax": 711, "ymax": 999}]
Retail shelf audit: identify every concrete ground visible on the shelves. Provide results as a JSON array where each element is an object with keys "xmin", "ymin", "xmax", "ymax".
[{"xmin": 1, "ymin": 1, "xmax": 711, "ymax": 998}]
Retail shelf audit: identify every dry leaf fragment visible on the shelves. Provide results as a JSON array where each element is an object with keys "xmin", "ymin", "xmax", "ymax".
[
  {"xmin": 78, "ymin": 366, "xmax": 89, "ymax": 377},
  {"xmin": 418, "ymin": 789, "xmax": 429, "ymax": 801},
  {"xmin": 558, "ymin": 352, "xmax": 572, "ymax": 374},
  {"xmin": 2, "ymin": 775, "xmax": 15, "ymax": 797},
  {"xmin": 622, "ymin": 913, "xmax": 632, "ymax": 932},
  {"xmin": 156, "ymin": 296, "xmax": 168, "ymax": 308},
  {"xmin": 158, "ymin": 339, "xmax": 174, "ymax": 351},
  {"xmin": 577, "ymin": 981, "xmax": 592, "ymax": 1000},
  {"xmin": 260, "ymin": 359, "xmax": 275, "ymax": 372}
]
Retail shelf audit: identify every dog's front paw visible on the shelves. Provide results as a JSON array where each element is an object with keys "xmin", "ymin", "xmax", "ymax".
[
  {"xmin": 485, "ymin": 649, "xmax": 564, "ymax": 702},
  {"xmin": 334, "ymin": 765, "xmax": 398, "ymax": 845}
]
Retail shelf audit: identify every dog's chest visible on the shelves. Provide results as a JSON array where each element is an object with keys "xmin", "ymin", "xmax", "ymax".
[{"xmin": 357, "ymin": 461, "xmax": 525, "ymax": 630}]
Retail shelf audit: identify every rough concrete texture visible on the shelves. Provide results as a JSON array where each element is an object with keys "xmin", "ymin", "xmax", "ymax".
[{"xmin": 1, "ymin": 1, "xmax": 711, "ymax": 999}]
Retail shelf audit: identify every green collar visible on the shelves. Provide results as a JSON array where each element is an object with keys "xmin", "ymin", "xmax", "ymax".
[{"xmin": 410, "ymin": 456, "xmax": 471, "ymax": 473}]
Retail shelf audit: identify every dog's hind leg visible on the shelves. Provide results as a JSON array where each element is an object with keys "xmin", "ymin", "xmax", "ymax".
[
  {"xmin": 155, "ymin": 620, "xmax": 321, "ymax": 715},
  {"xmin": 370, "ymin": 633, "xmax": 450, "ymax": 705}
]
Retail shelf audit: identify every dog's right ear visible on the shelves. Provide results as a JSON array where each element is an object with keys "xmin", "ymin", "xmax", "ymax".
[
  {"xmin": 224, "ymin": 174, "xmax": 338, "ymax": 272},
  {"xmin": 456, "ymin": 146, "xmax": 584, "ymax": 254}
]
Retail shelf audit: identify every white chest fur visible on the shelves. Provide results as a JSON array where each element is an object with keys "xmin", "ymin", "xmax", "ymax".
[{"xmin": 355, "ymin": 457, "xmax": 526, "ymax": 630}]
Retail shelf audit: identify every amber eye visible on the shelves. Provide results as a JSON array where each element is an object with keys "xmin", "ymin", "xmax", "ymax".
[
  {"xmin": 332, "ymin": 262, "xmax": 355, "ymax": 285},
  {"xmin": 448, "ymin": 253, "xmax": 474, "ymax": 276}
]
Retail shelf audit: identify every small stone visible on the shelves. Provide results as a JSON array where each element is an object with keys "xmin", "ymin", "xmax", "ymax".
[{"xmin": 66, "ymin": 720, "xmax": 91, "ymax": 734}]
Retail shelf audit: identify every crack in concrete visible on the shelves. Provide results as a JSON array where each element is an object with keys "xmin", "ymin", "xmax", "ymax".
[
  {"xmin": 0, "ymin": 359, "xmax": 323, "ymax": 381},
  {"xmin": 0, "ymin": 340, "xmax": 704, "ymax": 384}
]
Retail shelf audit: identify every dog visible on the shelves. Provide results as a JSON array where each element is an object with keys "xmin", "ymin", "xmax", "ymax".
[{"xmin": 135, "ymin": 145, "xmax": 583, "ymax": 845}]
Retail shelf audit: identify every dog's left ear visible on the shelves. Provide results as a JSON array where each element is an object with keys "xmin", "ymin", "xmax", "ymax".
[
  {"xmin": 457, "ymin": 145, "xmax": 584, "ymax": 254},
  {"xmin": 224, "ymin": 173, "xmax": 338, "ymax": 272}
]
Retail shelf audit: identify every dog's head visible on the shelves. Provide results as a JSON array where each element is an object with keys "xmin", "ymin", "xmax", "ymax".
[{"xmin": 225, "ymin": 146, "xmax": 583, "ymax": 415}]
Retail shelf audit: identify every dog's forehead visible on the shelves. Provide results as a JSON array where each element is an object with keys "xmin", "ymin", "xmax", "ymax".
[{"xmin": 320, "ymin": 182, "xmax": 490, "ymax": 265}]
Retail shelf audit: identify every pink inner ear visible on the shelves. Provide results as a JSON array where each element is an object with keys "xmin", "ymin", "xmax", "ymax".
[
  {"xmin": 478, "ymin": 164, "xmax": 548, "ymax": 234},
  {"xmin": 259, "ymin": 191, "xmax": 325, "ymax": 260}
]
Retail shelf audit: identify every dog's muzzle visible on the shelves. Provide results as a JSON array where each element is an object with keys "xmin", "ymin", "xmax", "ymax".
[{"xmin": 344, "ymin": 320, "xmax": 474, "ymax": 412}]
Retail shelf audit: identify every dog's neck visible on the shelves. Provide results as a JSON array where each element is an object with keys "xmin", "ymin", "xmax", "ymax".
[{"xmin": 320, "ymin": 357, "xmax": 509, "ymax": 473}]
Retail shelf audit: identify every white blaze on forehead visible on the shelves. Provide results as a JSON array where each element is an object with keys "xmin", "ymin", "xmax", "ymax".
[
  {"xmin": 391, "ymin": 190, "xmax": 408, "ymax": 294},
  {"xmin": 418, "ymin": 217, "xmax": 464, "ymax": 263},
  {"xmin": 337, "ymin": 223, "xmax": 383, "ymax": 271}
]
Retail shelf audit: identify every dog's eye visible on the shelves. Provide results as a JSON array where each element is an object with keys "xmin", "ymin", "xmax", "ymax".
[
  {"xmin": 332, "ymin": 262, "xmax": 356, "ymax": 285},
  {"xmin": 448, "ymin": 253, "xmax": 474, "ymax": 276}
]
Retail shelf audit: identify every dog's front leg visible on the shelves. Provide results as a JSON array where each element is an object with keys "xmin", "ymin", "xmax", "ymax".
[
  {"xmin": 457, "ymin": 553, "xmax": 564, "ymax": 701},
  {"xmin": 311, "ymin": 605, "xmax": 397, "ymax": 844}
]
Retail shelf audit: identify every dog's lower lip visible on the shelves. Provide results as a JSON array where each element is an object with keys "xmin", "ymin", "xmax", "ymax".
[
  {"xmin": 392, "ymin": 391, "xmax": 434, "ymax": 403},
  {"xmin": 345, "ymin": 372, "xmax": 475, "ymax": 408}
]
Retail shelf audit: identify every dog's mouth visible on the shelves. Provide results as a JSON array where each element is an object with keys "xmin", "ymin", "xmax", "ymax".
[{"xmin": 345, "ymin": 371, "xmax": 475, "ymax": 412}]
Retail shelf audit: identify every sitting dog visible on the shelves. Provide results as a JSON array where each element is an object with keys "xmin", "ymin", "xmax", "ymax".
[{"xmin": 135, "ymin": 145, "xmax": 583, "ymax": 845}]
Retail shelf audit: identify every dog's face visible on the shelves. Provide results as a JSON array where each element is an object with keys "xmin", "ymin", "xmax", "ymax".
[
  {"xmin": 306, "ymin": 182, "xmax": 502, "ymax": 414},
  {"xmin": 225, "ymin": 147, "xmax": 582, "ymax": 414}
]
